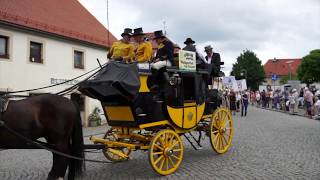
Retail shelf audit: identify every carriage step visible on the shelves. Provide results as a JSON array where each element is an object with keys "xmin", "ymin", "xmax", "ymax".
[{"xmin": 183, "ymin": 132, "xmax": 203, "ymax": 150}]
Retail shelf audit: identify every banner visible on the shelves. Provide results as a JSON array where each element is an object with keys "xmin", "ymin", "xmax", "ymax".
[
  {"xmin": 236, "ymin": 79, "xmax": 247, "ymax": 91},
  {"xmin": 178, "ymin": 50, "xmax": 196, "ymax": 71},
  {"xmin": 222, "ymin": 76, "xmax": 238, "ymax": 91}
]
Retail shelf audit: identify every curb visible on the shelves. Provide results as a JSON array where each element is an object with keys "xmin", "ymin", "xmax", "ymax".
[{"xmin": 254, "ymin": 106, "xmax": 319, "ymax": 120}]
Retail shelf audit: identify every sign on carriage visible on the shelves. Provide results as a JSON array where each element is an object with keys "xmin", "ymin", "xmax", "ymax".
[
  {"xmin": 178, "ymin": 50, "xmax": 196, "ymax": 71},
  {"xmin": 222, "ymin": 76, "xmax": 238, "ymax": 91}
]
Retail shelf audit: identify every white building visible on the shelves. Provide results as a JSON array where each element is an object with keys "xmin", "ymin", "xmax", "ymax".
[{"xmin": 0, "ymin": 0, "xmax": 117, "ymax": 126}]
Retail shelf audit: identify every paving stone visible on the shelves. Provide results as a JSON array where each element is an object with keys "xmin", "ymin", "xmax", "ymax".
[{"xmin": 0, "ymin": 107, "xmax": 319, "ymax": 179}]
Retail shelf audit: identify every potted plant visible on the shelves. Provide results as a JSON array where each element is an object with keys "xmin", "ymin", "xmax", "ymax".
[{"xmin": 88, "ymin": 107, "xmax": 101, "ymax": 127}]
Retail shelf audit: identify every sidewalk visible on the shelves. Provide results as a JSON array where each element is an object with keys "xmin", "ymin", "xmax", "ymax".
[{"xmin": 254, "ymin": 105, "xmax": 320, "ymax": 120}]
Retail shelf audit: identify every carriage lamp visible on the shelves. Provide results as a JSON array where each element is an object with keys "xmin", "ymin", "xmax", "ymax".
[{"xmin": 169, "ymin": 73, "xmax": 181, "ymax": 86}]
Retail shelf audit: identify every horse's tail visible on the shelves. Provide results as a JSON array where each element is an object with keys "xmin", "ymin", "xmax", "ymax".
[{"xmin": 68, "ymin": 108, "xmax": 85, "ymax": 180}]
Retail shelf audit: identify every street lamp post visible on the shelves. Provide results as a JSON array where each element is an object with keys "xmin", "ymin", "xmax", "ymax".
[
  {"xmin": 286, "ymin": 60, "xmax": 294, "ymax": 82},
  {"xmin": 240, "ymin": 69, "xmax": 247, "ymax": 79}
]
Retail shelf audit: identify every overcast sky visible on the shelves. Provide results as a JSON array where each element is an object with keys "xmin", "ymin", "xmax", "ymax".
[{"xmin": 79, "ymin": 0, "xmax": 320, "ymax": 75}]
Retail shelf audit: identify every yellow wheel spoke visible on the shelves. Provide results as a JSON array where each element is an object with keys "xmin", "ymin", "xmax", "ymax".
[
  {"xmin": 169, "ymin": 140, "xmax": 179, "ymax": 149},
  {"xmin": 215, "ymin": 134, "xmax": 220, "ymax": 148},
  {"xmin": 172, "ymin": 148, "xmax": 182, "ymax": 152},
  {"xmin": 219, "ymin": 135, "xmax": 225, "ymax": 150},
  {"xmin": 221, "ymin": 119, "xmax": 231, "ymax": 129},
  {"xmin": 171, "ymin": 154, "xmax": 181, "ymax": 161},
  {"xmin": 159, "ymin": 157, "xmax": 165, "ymax": 170},
  {"xmin": 212, "ymin": 133, "xmax": 219, "ymax": 146},
  {"xmin": 168, "ymin": 134, "xmax": 174, "ymax": 145},
  {"xmin": 165, "ymin": 158, "xmax": 169, "ymax": 171},
  {"xmin": 168, "ymin": 156, "xmax": 175, "ymax": 168},
  {"xmin": 221, "ymin": 133, "xmax": 229, "ymax": 147},
  {"xmin": 212, "ymin": 130, "xmax": 219, "ymax": 134},
  {"xmin": 154, "ymin": 155, "xmax": 164, "ymax": 165},
  {"xmin": 154, "ymin": 143, "xmax": 163, "ymax": 151},
  {"xmin": 152, "ymin": 151, "xmax": 163, "ymax": 156}
]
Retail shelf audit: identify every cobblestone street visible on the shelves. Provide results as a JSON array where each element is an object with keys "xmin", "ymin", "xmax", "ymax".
[{"xmin": 1, "ymin": 107, "xmax": 319, "ymax": 179}]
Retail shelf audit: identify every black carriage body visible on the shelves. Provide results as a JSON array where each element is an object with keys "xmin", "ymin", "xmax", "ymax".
[{"xmin": 79, "ymin": 61, "xmax": 221, "ymax": 128}]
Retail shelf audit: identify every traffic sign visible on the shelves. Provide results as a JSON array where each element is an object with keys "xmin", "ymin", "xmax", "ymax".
[{"xmin": 271, "ymin": 74, "xmax": 277, "ymax": 81}]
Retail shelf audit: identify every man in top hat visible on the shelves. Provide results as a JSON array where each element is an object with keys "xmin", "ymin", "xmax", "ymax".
[
  {"xmin": 182, "ymin": 37, "xmax": 204, "ymax": 64},
  {"xmin": 204, "ymin": 45, "xmax": 222, "ymax": 85},
  {"xmin": 150, "ymin": 30, "xmax": 174, "ymax": 102},
  {"xmin": 132, "ymin": 27, "xmax": 153, "ymax": 62},
  {"xmin": 107, "ymin": 28, "xmax": 135, "ymax": 62}
]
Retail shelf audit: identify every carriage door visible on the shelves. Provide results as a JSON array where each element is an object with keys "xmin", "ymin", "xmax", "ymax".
[{"xmin": 71, "ymin": 93, "xmax": 85, "ymax": 125}]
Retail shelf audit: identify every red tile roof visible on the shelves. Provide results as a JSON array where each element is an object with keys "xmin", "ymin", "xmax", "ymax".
[
  {"xmin": 0, "ymin": 0, "xmax": 117, "ymax": 48},
  {"xmin": 264, "ymin": 58, "xmax": 301, "ymax": 77}
]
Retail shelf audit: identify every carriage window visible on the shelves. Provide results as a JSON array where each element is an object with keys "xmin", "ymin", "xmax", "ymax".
[
  {"xmin": 183, "ymin": 76, "xmax": 196, "ymax": 101},
  {"xmin": 74, "ymin": 50, "xmax": 84, "ymax": 69},
  {"xmin": 30, "ymin": 41, "xmax": 43, "ymax": 63},
  {"xmin": 0, "ymin": 35, "xmax": 9, "ymax": 59}
]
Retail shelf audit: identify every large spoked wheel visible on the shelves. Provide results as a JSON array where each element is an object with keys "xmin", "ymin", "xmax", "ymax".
[
  {"xmin": 210, "ymin": 107, "xmax": 233, "ymax": 154},
  {"xmin": 102, "ymin": 128, "xmax": 131, "ymax": 162},
  {"xmin": 148, "ymin": 129, "xmax": 184, "ymax": 175}
]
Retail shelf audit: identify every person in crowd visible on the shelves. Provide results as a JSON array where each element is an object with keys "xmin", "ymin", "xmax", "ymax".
[
  {"xmin": 288, "ymin": 89, "xmax": 296, "ymax": 114},
  {"xmin": 304, "ymin": 87, "xmax": 314, "ymax": 119},
  {"xmin": 250, "ymin": 91, "xmax": 256, "ymax": 106},
  {"xmin": 273, "ymin": 89, "xmax": 280, "ymax": 110},
  {"xmin": 229, "ymin": 90, "xmax": 237, "ymax": 115},
  {"xmin": 298, "ymin": 88, "xmax": 304, "ymax": 108},
  {"xmin": 256, "ymin": 91, "xmax": 261, "ymax": 107},
  {"xmin": 292, "ymin": 88, "xmax": 299, "ymax": 113},
  {"xmin": 107, "ymin": 28, "xmax": 135, "ymax": 62},
  {"xmin": 132, "ymin": 27, "xmax": 153, "ymax": 63},
  {"xmin": 266, "ymin": 90, "xmax": 271, "ymax": 108},
  {"xmin": 150, "ymin": 30, "xmax": 174, "ymax": 102},
  {"xmin": 241, "ymin": 91, "xmax": 249, "ymax": 116},
  {"xmin": 261, "ymin": 90, "xmax": 266, "ymax": 108},
  {"xmin": 236, "ymin": 92, "xmax": 241, "ymax": 112},
  {"xmin": 314, "ymin": 91, "xmax": 320, "ymax": 119}
]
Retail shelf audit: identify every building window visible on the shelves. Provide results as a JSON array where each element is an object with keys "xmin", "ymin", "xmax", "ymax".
[
  {"xmin": 74, "ymin": 50, "xmax": 84, "ymax": 69},
  {"xmin": 0, "ymin": 35, "xmax": 9, "ymax": 59},
  {"xmin": 30, "ymin": 41, "xmax": 43, "ymax": 63}
]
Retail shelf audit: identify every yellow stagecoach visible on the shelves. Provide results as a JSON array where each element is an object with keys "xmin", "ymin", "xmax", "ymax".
[{"xmin": 79, "ymin": 59, "xmax": 233, "ymax": 175}]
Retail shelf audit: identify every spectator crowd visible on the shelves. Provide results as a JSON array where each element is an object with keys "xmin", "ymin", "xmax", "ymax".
[{"xmin": 248, "ymin": 87, "xmax": 320, "ymax": 119}]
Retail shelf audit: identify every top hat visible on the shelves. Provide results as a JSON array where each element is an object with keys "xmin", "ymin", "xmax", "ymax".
[
  {"xmin": 204, "ymin": 45, "xmax": 213, "ymax": 51},
  {"xmin": 132, "ymin": 27, "xmax": 144, "ymax": 36},
  {"xmin": 153, "ymin": 30, "xmax": 165, "ymax": 39},
  {"xmin": 121, "ymin": 28, "xmax": 132, "ymax": 37},
  {"xmin": 184, "ymin": 38, "xmax": 195, "ymax": 44}
]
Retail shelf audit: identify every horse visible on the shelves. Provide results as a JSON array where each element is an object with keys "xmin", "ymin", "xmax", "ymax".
[{"xmin": 0, "ymin": 94, "xmax": 84, "ymax": 180}]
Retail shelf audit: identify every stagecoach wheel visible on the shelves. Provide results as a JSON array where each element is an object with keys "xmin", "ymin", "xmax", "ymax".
[
  {"xmin": 210, "ymin": 107, "xmax": 234, "ymax": 154},
  {"xmin": 102, "ymin": 129, "xmax": 131, "ymax": 162},
  {"xmin": 148, "ymin": 129, "xmax": 184, "ymax": 175}
]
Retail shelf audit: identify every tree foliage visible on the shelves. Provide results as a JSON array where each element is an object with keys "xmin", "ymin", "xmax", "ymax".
[
  {"xmin": 231, "ymin": 50, "xmax": 265, "ymax": 90},
  {"xmin": 279, "ymin": 75, "xmax": 298, "ymax": 85},
  {"xmin": 297, "ymin": 49, "xmax": 320, "ymax": 84}
]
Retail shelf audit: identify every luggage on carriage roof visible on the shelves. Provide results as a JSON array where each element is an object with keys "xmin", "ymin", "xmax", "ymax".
[{"xmin": 79, "ymin": 61, "xmax": 140, "ymax": 100}]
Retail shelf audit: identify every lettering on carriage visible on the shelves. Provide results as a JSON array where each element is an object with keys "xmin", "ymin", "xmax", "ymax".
[{"xmin": 50, "ymin": 78, "xmax": 80, "ymax": 85}]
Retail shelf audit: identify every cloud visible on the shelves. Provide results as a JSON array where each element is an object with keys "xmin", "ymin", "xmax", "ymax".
[{"xmin": 80, "ymin": 0, "xmax": 320, "ymax": 75}]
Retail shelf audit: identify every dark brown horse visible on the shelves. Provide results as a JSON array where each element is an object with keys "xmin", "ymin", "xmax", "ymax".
[{"xmin": 0, "ymin": 94, "xmax": 84, "ymax": 180}]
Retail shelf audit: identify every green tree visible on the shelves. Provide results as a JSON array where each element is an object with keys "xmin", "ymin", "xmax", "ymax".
[
  {"xmin": 279, "ymin": 75, "xmax": 298, "ymax": 85},
  {"xmin": 297, "ymin": 49, "xmax": 320, "ymax": 85},
  {"xmin": 231, "ymin": 50, "xmax": 265, "ymax": 90}
]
